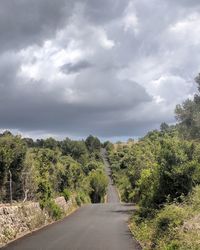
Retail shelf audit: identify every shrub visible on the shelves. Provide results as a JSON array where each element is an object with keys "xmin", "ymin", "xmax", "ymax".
[
  {"xmin": 88, "ymin": 169, "xmax": 108, "ymax": 203},
  {"xmin": 155, "ymin": 204, "xmax": 186, "ymax": 236},
  {"xmin": 62, "ymin": 189, "xmax": 71, "ymax": 202},
  {"xmin": 130, "ymin": 203, "xmax": 189, "ymax": 249},
  {"xmin": 75, "ymin": 195, "xmax": 82, "ymax": 206},
  {"xmin": 79, "ymin": 191, "xmax": 90, "ymax": 203},
  {"xmin": 75, "ymin": 191, "xmax": 90, "ymax": 206},
  {"xmin": 40, "ymin": 199, "xmax": 63, "ymax": 220}
]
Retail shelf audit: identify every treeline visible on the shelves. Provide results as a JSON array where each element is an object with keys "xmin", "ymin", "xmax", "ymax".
[
  {"xmin": 107, "ymin": 74, "xmax": 200, "ymax": 249},
  {"xmin": 0, "ymin": 134, "xmax": 108, "ymax": 218},
  {"xmin": 175, "ymin": 73, "xmax": 200, "ymax": 140}
]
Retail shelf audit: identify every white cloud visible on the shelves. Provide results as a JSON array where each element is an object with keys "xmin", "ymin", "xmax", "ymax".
[
  {"xmin": 123, "ymin": 14, "xmax": 139, "ymax": 33},
  {"xmin": 96, "ymin": 28, "xmax": 115, "ymax": 49},
  {"xmin": 169, "ymin": 12, "xmax": 200, "ymax": 45},
  {"xmin": 122, "ymin": 1, "xmax": 139, "ymax": 34},
  {"xmin": 18, "ymin": 36, "xmax": 92, "ymax": 86},
  {"xmin": 150, "ymin": 75, "xmax": 194, "ymax": 103}
]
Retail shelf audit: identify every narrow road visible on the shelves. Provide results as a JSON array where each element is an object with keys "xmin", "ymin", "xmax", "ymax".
[
  {"xmin": 3, "ymin": 149, "xmax": 141, "ymax": 250},
  {"xmin": 101, "ymin": 148, "xmax": 119, "ymax": 203}
]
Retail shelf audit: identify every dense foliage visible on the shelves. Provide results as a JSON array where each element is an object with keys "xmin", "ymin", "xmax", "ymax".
[
  {"xmin": 130, "ymin": 186, "xmax": 200, "ymax": 249},
  {"xmin": 0, "ymin": 134, "xmax": 108, "ymax": 214},
  {"xmin": 109, "ymin": 128, "xmax": 200, "ymax": 210},
  {"xmin": 107, "ymin": 74, "xmax": 200, "ymax": 249},
  {"xmin": 0, "ymin": 134, "xmax": 27, "ymax": 201}
]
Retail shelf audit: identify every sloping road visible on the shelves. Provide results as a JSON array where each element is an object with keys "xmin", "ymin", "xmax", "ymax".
[{"xmin": 3, "ymin": 149, "xmax": 141, "ymax": 250}]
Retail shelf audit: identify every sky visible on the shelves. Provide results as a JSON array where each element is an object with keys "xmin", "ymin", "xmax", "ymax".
[{"xmin": 0, "ymin": 0, "xmax": 200, "ymax": 141}]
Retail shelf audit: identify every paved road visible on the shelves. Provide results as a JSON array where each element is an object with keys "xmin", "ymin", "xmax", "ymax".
[
  {"xmin": 101, "ymin": 148, "xmax": 119, "ymax": 203},
  {"xmin": 3, "ymin": 149, "xmax": 141, "ymax": 250}
]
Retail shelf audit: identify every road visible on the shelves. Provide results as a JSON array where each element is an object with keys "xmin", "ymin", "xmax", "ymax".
[{"xmin": 3, "ymin": 149, "xmax": 141, "ymax": 250}]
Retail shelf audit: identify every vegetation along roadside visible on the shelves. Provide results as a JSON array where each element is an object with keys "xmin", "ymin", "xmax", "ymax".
[{"xmin": 106, "ymin": 74, "xmax": 200, "ymax": 250}]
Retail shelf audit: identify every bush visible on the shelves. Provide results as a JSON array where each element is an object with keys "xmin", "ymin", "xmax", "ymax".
[
  {"xmin": 130, "ymin": 200, "xmax": 194, "ymax": 249},
  {"xmin": 188, "ymin": 185, "xmax": 200, "ymax": 210},
  {"xmin": 75, "ymin": 195, "xmax": 82, "ymax": 206},
  {"xmin": 40, "ymin": 199, "xmax": 63, "ymax": 220},
  {"xmin": 88, "ymin": 169, "xmax": 108, "ymax": 203},
  {"xmin": 63, "ymin": 189, "xmax": 71, "ymax": 202},
  {"xmin": 154, "ymin": 204, "xmax": 186, "ymax": 237}
]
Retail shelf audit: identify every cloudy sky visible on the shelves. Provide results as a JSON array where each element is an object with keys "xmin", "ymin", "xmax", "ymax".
[{"xmin": 0, "ymin": 0, "xmax": 200, "ymax": 141}]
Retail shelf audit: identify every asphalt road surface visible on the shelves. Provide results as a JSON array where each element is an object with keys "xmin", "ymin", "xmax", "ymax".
[{"xmin": 3, "ymin": 149, "xmax": 141, "ymax": 250}]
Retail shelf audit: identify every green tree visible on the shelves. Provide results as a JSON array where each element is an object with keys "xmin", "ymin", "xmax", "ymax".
[
  {"xmin": 43, "ymin": 137, "xmax": 58, "ymax": 150},
  {"xmin": 88, "ymin": 169, "xmax": 108, "ymax": 203},
  {"xmin": 175, "ymin": 74, "xmax": 200, "ymax": 139},
  {"xmin": 160, "ymin": 122, "xmax": 169, "ymax": 132},
  {"xmin": 85, "ymin": 135, "xmax": 101, "ymax": 153},
  {"xmin": 61, "ymin": 138, "xmax": 88, "ymax": 164},
  {"xmin": 0, "ymin": 134, "xmax": 27, "ymax": 201}
]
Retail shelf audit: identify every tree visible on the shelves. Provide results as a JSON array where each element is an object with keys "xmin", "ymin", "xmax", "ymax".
[
  {"xmin": 85, "ymin": 135, "xmax": 101, "ymax": 153},
  {"xmin": 0, "ymin": 134, "xmax": 27, "ymax": 201},
  {"xmin": 22, "ymin": 138, "xmax": 34, "ymax": 147},
  {"xmin": 107, "ymin": 128, "xmax": 200, "ymax": 208},
  {"xmin": 43, "ymin": 137, "xmax": 58, "ymax": 150},
  {"xmin": 61, "ymin": 138, "xmax": 88, "ymax": 164},
  {"xmin": 175, "ymin": 74, "xmax": 200, "ymax": 139},
  {"xmin": 160, "ymin": 122, "xmax": 169, "ymax": 132},
  {"xmin": 88, "ymin": 169, "xmax": 108, "ymax": 203},
  {"xmin": 195, "ymin": 73, "xmax": 200, "ymax": 92}
]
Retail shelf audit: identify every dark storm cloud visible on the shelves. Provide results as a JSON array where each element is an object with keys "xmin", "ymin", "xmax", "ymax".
[
  {"xmin": 0, "ymin": 55, "xmax": 152, "ymax": 136},
  {"xmin": 0, "ymin": 0, "xmax": 199, "ymax": 139},
  {"xmin": 0, "ymin": 0, "xmax": 74, "ymax": 51},
  {"xmin": 61, "ymin": 60, "xmax": 92, "ymax": 74}
]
